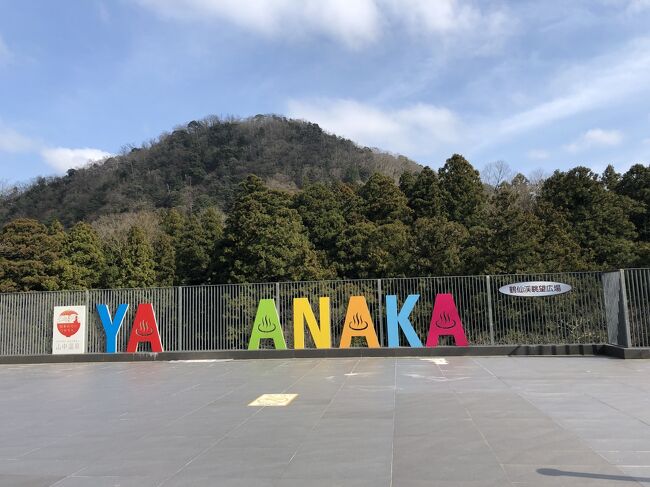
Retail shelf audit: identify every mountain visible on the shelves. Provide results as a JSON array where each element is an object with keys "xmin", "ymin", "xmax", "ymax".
[{"xmin": 0, "ymin": 115, "xmax": 422, "ymax": 225}]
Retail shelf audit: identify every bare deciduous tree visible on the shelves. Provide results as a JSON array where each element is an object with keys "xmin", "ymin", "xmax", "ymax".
[{"xmin": 482, "ymin": 160, "xmax": 514, "ymax": 188}]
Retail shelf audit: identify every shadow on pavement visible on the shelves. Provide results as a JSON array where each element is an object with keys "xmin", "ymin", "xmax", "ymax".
[{"xmin": 538, "ymin": 468, "xmax": 650, "ymax": 483}]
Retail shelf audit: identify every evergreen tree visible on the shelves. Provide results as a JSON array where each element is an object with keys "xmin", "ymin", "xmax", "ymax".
[
  {"xmin": 153, "ymin": 233, "xmax": 176, "ymax": 286},
  {"xmin": 406, "ymin": 167, "xmax": 444, "ymax": 219},
  {"xmin": 366, "ymin": 222, "xmax": 412, "ymax": 277},
  {"xmin": 108, "ymin": 226, "xmax": 156, "ymax": 288},
  {"xmin": 616, "ymin": 164, "xmax": 650, "ymax": 242},
  {"xmin": 158, "ymin": 207, "xmax": 223, "ymax": 285},
  {"xmin": 160, "ymin": 208, "xmax": 185, "ymax": 245},
  {"xmin": 460, "ymin": 225, "xmax": 493, "ymax": 275},
  {"xmin": 482, "ymin": 185, "xmax": 543, "ymax": 274},
  {"xmin": 334, "ymin": 222, "xmax": 376, "ymax": 279},
  {"xmin": 294, "ymin": 183, "xmax": 347, "ymax": 256},
  {"xmin": 335, "ymin": 221, "xmax": 412, "ymax": 278},
  {"xmin": 540, "ymin": 167, "xmax": 639, "ymax": 268},
  {"xmin": 333, "ymin": 181, "xmax": 365, "ymax": 224},
  {"xmin": 0, "ymin": 219, "xmax": 62, "ymax": 292},
  {"xmin": 534, "ymin": 202, "xmax": 588, "ymax": 272},
  {"xmin": 58, "ymin": 222, "xmax": 106, "ymax": 289},
  {"xmin": 439, "ymin": 154, "xmax": 486, "ymax": 226},
  {"xmin": 358, "ymin": 173, "xmax": 412, "ymax": 224},
  {"xmin": 219, "ymin": 175, "xmax": 326, "ymax": 282},
  {"xmin": 176, "ymin": 210, "xmax": 223, "ymax": 285},
  {"xmin": 48, "ymin": 220, "xmax": 66, "ymax": 257},
  {"xmin": 199, "ymin": 207, "xmax": 225, "ymax": 284},
  {"xmin": 177, "ymin": 215, "xmax": 207, "ymax": 284},
  {"xmin": 398, "ymin": 171, "xmax": 417, "ymax": 198},
  {"xmin": 601, "ymin": 164, "xmax": 621, "ymax": 191},
  {"xmin": 410, "ymin": 217, "xmax": 468, "ymax": 276}
]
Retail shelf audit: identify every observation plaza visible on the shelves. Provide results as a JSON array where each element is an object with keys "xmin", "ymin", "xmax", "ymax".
[
  {"xmin": 2, "ymin": 356, "xmax": 650, "ymax": 486},
  {"xmin": 1, "ymin": 269, "xmax": 649, "ymax": 486}
]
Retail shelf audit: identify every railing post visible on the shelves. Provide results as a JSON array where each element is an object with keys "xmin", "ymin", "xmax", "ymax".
[
  {"xmin": 177, "ymin": 286, "xmax": 183, "ymax": 351},
  {"xmin": 275, "ymin": 282, "xmax": 284, "ymax": 345},
  {"xmin": 85, "ymin": 289, "xmax": 90, "ymax": 352},
  {"xmin": 486, "ymin": 275, "xmax": 495, "ymax": 345},
  {"xmin": 377, "ymin": 279, "xmax": 384, "ymax": 346},
  {"xmin": 619, "ymin": 269, "xmax": 632, "ymax": 348}
]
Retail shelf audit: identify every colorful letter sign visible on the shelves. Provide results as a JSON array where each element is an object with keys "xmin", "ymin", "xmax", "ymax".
[
  {"xmin": 96, "ymin": 303, "xmax": 129, "ymax": 353},
  {"xmin": 52, "ymin": 306, "xmax": 87, "ymax": 354},
  {"xmin": 339, "ymin": 296, "xmax": 380, "ymax": 348},
  {"xmin": 60, "ymin": 290, "xmax": 473, "ymax": 356},
  {"xmin": 425, "ymin": 294, "xmax": 468, "ymax": 347},
  {"xmin": 293, "ymin": 297, "xmax": 331, "ymax": 349},
  {"xmin": 386, "ymin": 294, "xmax": 423, "ymax": 348},
  {"xmin": 126, "ymin": 303, "xmax": 164, "ymax": 353},
  {"xmin": 248, "ymin": 299, "xmax": 287, "ymax": 350}
]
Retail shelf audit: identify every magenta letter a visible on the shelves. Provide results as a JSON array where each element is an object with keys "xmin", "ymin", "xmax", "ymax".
[{"xmin": 425, "ymin": 294, "xmax": 468, "ymax": 347}]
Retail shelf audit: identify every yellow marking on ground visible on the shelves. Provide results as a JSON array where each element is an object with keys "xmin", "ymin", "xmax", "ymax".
[{"xmin": 248, "ymin": 393, "xmax": 298, "ymax": 407}]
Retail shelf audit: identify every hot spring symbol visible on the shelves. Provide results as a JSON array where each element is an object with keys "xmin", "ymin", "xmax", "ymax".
[
  {"xmin": 435, "ymin": 311, "xmax": 457, "ymax": 329},
  {"xmin": 348, "ymin": 312, "xmax": 369, "ymax": 331},
  {"xmin": 257, "ymin": 315, "xmax": 277, "ymax": 333},
  {"xmin": 57, "ymin": 309, "xmax": 81, "ymax": 337},
  {"xmin": 135, "ymin": 320, "xmax": 154, "ymax": 337}
]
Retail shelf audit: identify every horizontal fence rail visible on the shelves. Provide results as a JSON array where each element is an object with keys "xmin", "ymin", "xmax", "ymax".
[{"xmin": 0, "ymin": 270, "xmax": 647, "ymax": 356}]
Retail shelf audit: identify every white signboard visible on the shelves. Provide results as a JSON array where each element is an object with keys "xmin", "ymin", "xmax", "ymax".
[
  {"xmin": 52, "ymin": 306, "xmax": 87, "ymax": 354},
  {"xmin": 498, "ymin": 281, "xmax": 572, "ymax": 297}
]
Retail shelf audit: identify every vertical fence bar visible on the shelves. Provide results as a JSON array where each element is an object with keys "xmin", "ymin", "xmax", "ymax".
[
  {"xmin": 486, "ymin": 275, "xmax": 495, "ymax": 345},
  {"xmin": 377, "ymin": 279, "xmax": 384, "ymax": 346},
  {"xmin": 177, "ymin": 286, "xmax": 182, "ymax": 351},
  {"xmin": 619, "ymin": 269, "xmax": 632, "ymax": 348}
]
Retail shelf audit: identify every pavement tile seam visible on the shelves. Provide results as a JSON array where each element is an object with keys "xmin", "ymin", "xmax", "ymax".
[
  {"xmin": 158, "ymin": 358, "xmax": 345, "ymax": 486},
  {"xmin": 2, "ymin": 357, "xmax": 650, "ymax": 486},
  {"xmin": 442, "ymin": 359, "xmax": 517, "ymax": 485},
  {"xmin": 464, "ymin": 357, "xmax": 648, "ymax": 486},
  {"xmin": 273, "ymin": 358, "xmax": 381, "ymax": 483}
]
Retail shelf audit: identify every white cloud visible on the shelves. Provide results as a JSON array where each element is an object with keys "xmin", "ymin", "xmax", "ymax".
[
  {"xmin": 0, "ymin": 35, "xmax": 11, "ymax": 65},
  {"xmin": 40, "ymin": 147, "xmax": 112, "ymax": 171},
  {"xmin": 0, "ymin": 125, "xmax": 112, "ymax": 173},
  {"xmin": 287, "ymin": 98, "xmax": 460, "ymax": 159},
  {"xmin": 136, "ymin": 0, "xmax": 381, "ymax": 48},
  {"xmin": 97, "ymin": 2, "xmax": 111, "ymax": 23},
  {"xmin": 384, "ymin": 0, "xmax": 496, "ymax": 33},
  {"xmin": 527, "ymin": 149, "xmax": 549, "ymax": 160},
  {"xmin": 136, "ymin": 0, "xmax": 511, "ymax": 50},
  {"xmin": 627, "ymin": 0, "xmax": 650, "ymax": 12},
  {"xmin": 384, "ymin": 0, "xmax": 512, "ymax": 52},
  {"xmin": 565, "ymin": 128, "xmax": 623, "ymax": 153},
  {"xmin": 0, "ymin": 126, "xmax": 36, "ymax": 153},
  {"xmin": 483, "ymin": 37, "xmax": 650, "ymax": 145}
]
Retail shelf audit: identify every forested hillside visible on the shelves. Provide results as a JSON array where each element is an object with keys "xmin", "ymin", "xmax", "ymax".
[
  {"xmin": 0, "ymin": 115, "xmax": 421, "ymax": 225},
  {"xmin": 0, "ymin": 154, "xmax": 648, "ymax": 293}
]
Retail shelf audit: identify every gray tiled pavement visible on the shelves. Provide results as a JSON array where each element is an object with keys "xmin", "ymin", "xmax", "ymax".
[{"xmin": 1, "ymin": 356, "xmax": 650, "ymax": 486}]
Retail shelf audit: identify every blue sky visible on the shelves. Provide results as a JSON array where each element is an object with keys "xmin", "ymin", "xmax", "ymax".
[{"xmin": 1, "ymin": 0, "xmax": 649, "ymax": 184}]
